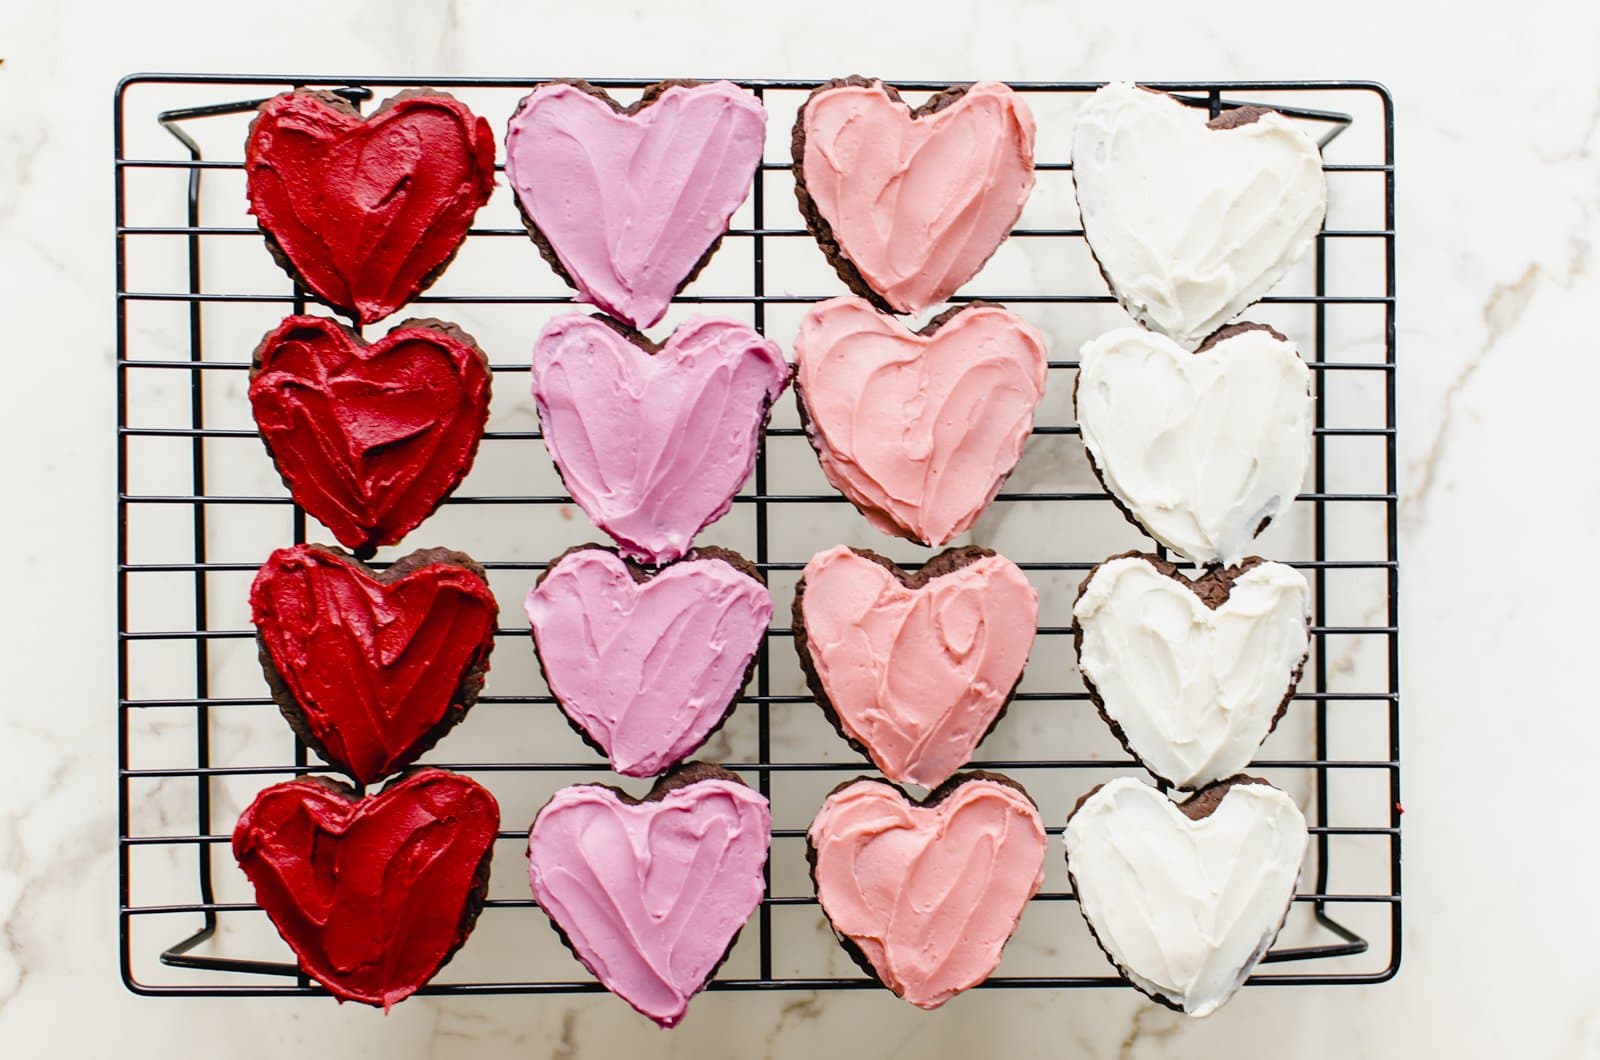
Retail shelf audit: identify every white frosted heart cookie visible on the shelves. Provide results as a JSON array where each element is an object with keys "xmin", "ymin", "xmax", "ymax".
[
  {"xmin": 1073, "ymin": 82, "xmax": 1327, "ymax": 349},
  {"xmin": 1063, "ymin": 776, "xmax": 1307, "ymax": 1017},
  {"xmin": 1075, "ymin": 323, "xmax": 1313, "ymax": 567},
  {"xmin": 1074, "ymin": 553, "xmax": 1310, "ymax": 789}
]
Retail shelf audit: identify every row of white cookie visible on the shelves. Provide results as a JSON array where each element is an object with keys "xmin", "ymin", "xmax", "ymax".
[{"xmin": 1060, "ymin": 81, "xmax": 1330, "ymax": 1017}]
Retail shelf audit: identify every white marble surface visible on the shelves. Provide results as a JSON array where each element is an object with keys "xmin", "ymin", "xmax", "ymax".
[{"xmin": 3, "ymin": 0, "xmax": 1599, "ymax": 1055}]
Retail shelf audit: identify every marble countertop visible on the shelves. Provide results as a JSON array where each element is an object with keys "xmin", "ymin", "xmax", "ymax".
[{"xmin": 3, "ymin": 0, "xmax": 1598, "ymax": 1056}]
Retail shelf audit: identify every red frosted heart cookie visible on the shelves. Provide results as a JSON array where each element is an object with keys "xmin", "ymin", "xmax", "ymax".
[
  {"xmin": 793, "ymin": 79, "xmax": 1036, "ymax": 314},
  {"xmin": 232, "ymin": 768, "xmax": 500, "ymax": 1009},
  {"xmin": 245, "ymin": 89, "xmax": 496, "ymax": 325},
  {"xmin": 793, "ymin": 296, "xmax": 1047, "ymax": 546},
  {"xmin": 251, "ymin": 544, "xmax": 499, "ymax": 786},
  {"xmin": 808, "ymin": 774, "xmax": 1046, "ymax": 1008},
  {"xmin": 793, "ymin": 545, "xmax": 1037, "ymax": 788},
  {"xmin": 249, "ymin": 314, "xmax": 491, "ymax": 556}
]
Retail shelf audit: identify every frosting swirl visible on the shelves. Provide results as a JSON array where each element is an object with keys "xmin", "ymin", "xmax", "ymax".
[
  {"xmin": 796, "ymin": 80, "xmax": 1036, "ymax": 313},
  {"xmin": 1074, "ymin": 555, "xmax": 1310, "ymax": 790},
  {"xmin": 250, "ymin": 544, "xmax": 499, "ymax": 785},
  {"xmin": 248, "ymin": 314, "xmax": 492, "ymax": 555},
  {"xmin": 526, "ymin": 773, "xmax": 771, "ymax": 1026},
  {"xmin": 232, "ymin": 769, "xmax": 500, "ymax": 1009},
  {"xmin": 531, "ymin": 313, "xmax": 790, "ymax": 564},
  {"xmin": 808, "ymin": 777, "xmax": 1046, "ymax": 1009},
  {"xmin": 797, "ymin": 545, "xmax": 1036, "ymax": 788},
  {"xmin": 1072, "ymin": 82, "xmax": 1327, "ymax": 349},
  {"xmin": 1063, "ymin": 777, "xmax": 1307, "ymax": 1016},
  {"xmin": 1075, "ymin": 324, "xmax": 1312, "ymax": 567},
  {"xmin": 505, "ymin": 80, "xmax": 766, "ymax": 328},
  {"xmin": 526, "ymin": 547, "xmax": 771, "ymax": 776},
  {"xmin": 246, "ymin": 90, "xmax": 496, "ymax": 325},
  {"xmin": 794, "ymin": 296, "xmax": 1047, "ymax": 546}
]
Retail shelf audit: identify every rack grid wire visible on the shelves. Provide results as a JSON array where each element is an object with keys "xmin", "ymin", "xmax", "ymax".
[{"xmin": 116, "ymin": 75, "xmax": 1399, "ymax": 998}]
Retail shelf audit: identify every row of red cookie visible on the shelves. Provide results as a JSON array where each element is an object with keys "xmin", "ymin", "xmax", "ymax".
[{"xmin": 235, "ymin": 87, "xmax": 505, "ymax": 1022}]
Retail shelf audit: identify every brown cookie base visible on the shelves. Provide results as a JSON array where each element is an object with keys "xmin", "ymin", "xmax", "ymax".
[
  {"xmin": 506, "ymin": 79, "xmax": 737, "ymax": 325},
  {"xmin": 793, "ymin": 301, "xmax": 1022, "ymax": 547},
  {"xmin": 528, "ymin": 543, "xmax": 768, "ymax": 775},
  {"xmin": 1062, "ymin": 774, "xmax": 1297, "ymax": 1013},
  {"xmin": 254, "ymin": 544, "xmax": 497, "ymax": 790},
  {"xmin": 791, "ymin": 77, "xmax": 986, "ymax": 315},
  {"xmin": 246, "ymin": 88, "xmax": 487, "ymax": 326},
  {"xmin": 1071, "ymin": 321, "xmax": 1293, "ymax": 559},
  {"xmin": 804, "ymin": 771, "xmax": 1039, "ymax": 996},
  {"xmin": 791, "ymin": 545, "xmax": 1026, "ymax": 785},
  {"xmin": 249, "ymin": 316, "xmax": 493, "ymax": 562},
  {"xmin": 526, "ymin": 762, "xmax": 760, "ymax": 1015},
  {"xmin": 1071, "ymin": 550, "xmax": 1308, "ymax": 791}
]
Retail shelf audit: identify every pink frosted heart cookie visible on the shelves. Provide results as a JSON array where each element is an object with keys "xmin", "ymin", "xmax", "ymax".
[
  {"xmin": 531, "ymin": 313, "xmax": 790, "ymax": 564},
  {"xmin": 506, "ymin": 80, "xmax": 766, "ymax": 329},
  {"xmin": 793, "ymin": 78, "xmax": 1036, "ymax": 314},
  {"xmin": 526, "ymin": 545, "xmax": 771, "ymax": 777},
  {"xmin": 794, "ymin": 545, "xmax": 1037, "ymax": 788},
  {"xmin": 808, "ymin": 774, "xmax": 1046, "ymax": 1008},
  {"xmin": 527, "ymin": 763, "xmax": 771, "ymax": 1027},
  {"xmin": 793, "ymin": 296, "xmax": 1048, "ymax": 546}
]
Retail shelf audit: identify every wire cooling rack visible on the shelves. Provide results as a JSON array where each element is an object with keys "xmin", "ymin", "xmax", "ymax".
[{"xmin": 116, "ymin": 76, "xmax": 1399, "ymax": 998}]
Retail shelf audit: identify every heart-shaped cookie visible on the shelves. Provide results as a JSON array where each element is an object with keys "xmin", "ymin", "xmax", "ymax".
[
  {"xmin": 249, "ymin": 314, "xmax": 492, "ymax": 556},
  {"xmin": 809, "ymin": 774, "xmax": 1046, "ymax": 1009},
  {"xmin": 245, "ymin": 89, "xmax": 496, "ymax": 325},
  {"xmin": 794, "ymin": 297, "xmax": 1048, "ymax": 546},
  {"xmin": 532, "ymin": 313, "xmax": 790, "ymax": 564},
  {"xmin": 525, "ymin": 545, "xmax": 770, "ymax": 777},
  {"xmin": 527, "ymin": 763, "xmax": 771, "ymax": 1027},
  {"xmin": 1074, "ymin": 553, "xmax": 1310, "ymax": 790},
  {"xmin": 232, "ymin": 768, "xmax": 500, "ymax": 1009},
  {"xmin": 1075, "ymin": 323, "xmax": 1312, "ymax": 567},
  {"xmin": 505, "ymin": 80, "xmax": 766, "ymax": 329},
  {"xmin": 793, "ymin": 79, "xmax": 1036, "ymax": 314},
  {"xmin": 251, "ymin": 544, "xmax": 499, "ymax": 786},
  {"xmin": 794, "ymin": 545, "xmax": 1037, "ymax": 788},
  {"xmin": 1063, "ymin": 776, "xmax": 1307, "ymax": 1017},
  {"xmin": 1072, "ymin": 82, "xmax": 1327, "ymax": 349}
]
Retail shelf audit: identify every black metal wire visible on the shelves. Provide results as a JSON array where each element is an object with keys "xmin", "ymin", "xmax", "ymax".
[{"xmin": 116, "ymin": 75, "xmax": 1399, "ymax": 996}]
